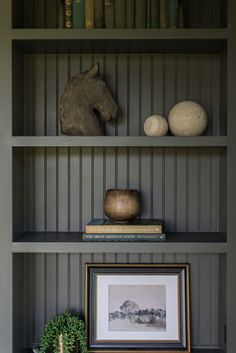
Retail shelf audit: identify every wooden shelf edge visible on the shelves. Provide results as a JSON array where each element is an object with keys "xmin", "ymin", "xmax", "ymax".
[
  {"xmin": 12, "ymin": 232, "xmax": 227, "ymax": 254},
  {"xmin": 11, "ymin": 136, "xmax": 228, "ymax": 148},
  {"xmin": 11, "ymin": 28, "xmax": 229, "ymax": 40}
]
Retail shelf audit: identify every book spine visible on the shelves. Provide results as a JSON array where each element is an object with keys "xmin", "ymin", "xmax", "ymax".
[
  {"xmin": 85, "ymin": 225, "xmax": 162, "ymax": 234},
  {"xmin": 58, "ymin": 0, "xmax": 64, "ymax": 28},
  {"xmin": 85, "ymin": 0, "xmax": 94, "ymax": 28},
  {"xmin": 73, "ymin": 0, "xmax": 85, "ymax": 28},
  {"xmin": 146, "ymin": 0, "xmax": 151, "ymax": 28},
  {"xmin": 126, "ymin": 0, "xmax": 134, "ymax": 28},
  {"xmin": 151, "ymin": 0, "xmax": 159, "ymax": 28},
  {"xmin": 104, "ymin": 0, "xmax": 115, "ymax": 28},
  {"xmin": 115, "ymin": 0, "xmax": 126, "ymax": 28},
  {"xmin": 178, "ymin": 0, "xmax": 184, "ymax": 28},
  {"xmin": 94, "ymin": 0, "xmax": 104, "ymax": 28},
  {"xmin": 135, "ymin": 0, "xmax": 147, "ymax": 28},
  {"xmin": 159, "ymin": 0, "xmax": 168, "ymax": 28},
  {"xmin": 64, "ymin": 0, "xmax": 73, "ymax": 28},
  {"xmin": 83, "ymin": 233, "xmax": 166, "ymax": 241},
  {"xmin": 169, "ymin": 0, "xmax": 179, "ymax": 28}
]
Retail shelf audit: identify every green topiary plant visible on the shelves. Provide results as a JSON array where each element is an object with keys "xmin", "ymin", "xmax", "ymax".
[{"xmin": 39, "ymin": 310, "xmax": 88, "ymax": 353}]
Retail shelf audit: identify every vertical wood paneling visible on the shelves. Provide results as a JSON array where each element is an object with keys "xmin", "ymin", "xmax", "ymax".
[
  {"xmin": 69, "ymin": 254, "xmax": 81, "ymax": 313},
  {"xmin": 45, "ymin": 254, "xmax": 57, "ymax": 321},
  {"xmin": 57, "ymin": 254, "xmax": 69, "ymax": 311},
  {"xmin": 69, "ymin": 148, "xmax": 81, "ymax": 231},
  {"xmin": 198, "ymin": 254, "xmax": 211, "ymax": 345},
  {"xmin": 104, "ymin": 55, "xmax": 116, "ymax": 136},
  {"xmin": 34, "ymin": 254, "xmax": 45, "ymax": 342},
  {"xmin": 164, "ymin": 56, "xmax": 177, "ymax": 116},
  {"xmin": 19, "ymin": 252, "xmax": 225, "ymax": 348},
  {"xmin": 164, "ymin": 149, "xmax": 175, "ymax": 230},
  {"xmin": 24, "ymin": 149, "xmax": 34, "ymax": 232},
  {"xmin": 176, "ymin": 148, "xmax": 187, "ymax": 231},
  {"xmin": 129, "ymin": 55, "xmax": 140, "ymax": 135},
  {"xmin": 21, "ymin": 147, "xmax": 224, "ymax": 232},
  {"xmin": 188, "ymin": 149, "xmax": 199, "ymax": 231},
  {"xmin": 81, "ymin": 148, "xmax": 92, "ymax": 227},
  {"xmin": 58, "ymin": 148, "xmax": 69, "ymax": 231},
  {"xmin": 34, "ymin": 148, "xmax": 45, "ymax": 230},
  {"xmin": 34, "ymin": 55, "xmax": 45, "ymax": 135},
  {"xmin": 93, "ymin": 148, "xmax": 104, "ymax": 219},
  {"xmin": 24, "ymin": 55, "xmax": 35, "ymax": 135},
  {"xmin": 46, "ymin": 148, "xmax": 57, "ymax": 231},
  {"xmin": 141, "ymin": 56, "xmax": 152, "ymax": 133},
  {"xmin": 58, "ymin": 55, "xmax": 69, "ymax": 136},
  {"xmin": 140, "ymin": 148, "xmax": 152, "ymax": 218},
  {"xmin": 152, "ymin": 148, "xmax": 164, "ymax": 220},
  {"xmin": 200, "ymin": 149, "xmax": 211, "ymax": 231},
  {"xmin": 46, "ymin": 55, "xmax": 57, "ymax": 135},
  {"xmin": 117, "ymin": 56, "xmax": 128, "ymax": 136},
  {"xmin": 22, "ymin": 53, "xmax": 225, "ymax": 137}
]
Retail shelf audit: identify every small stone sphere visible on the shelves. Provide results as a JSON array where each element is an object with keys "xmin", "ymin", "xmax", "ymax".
[
  {"xmin": 144, "ymin": 115, "xmax": 169, "ymax": 136},
  {"xmin": 168, "ymin": 101, "xmax": 208, "ymax": 136}
]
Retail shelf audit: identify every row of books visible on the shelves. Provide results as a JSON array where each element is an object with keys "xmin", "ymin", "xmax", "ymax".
[
  {"xmin": 62, "ymin": 0, "xmax": 184, "ymax": 29},
  {"xmin": 82, "ymin": 218, "xmax": 166, "ymax": 241}
]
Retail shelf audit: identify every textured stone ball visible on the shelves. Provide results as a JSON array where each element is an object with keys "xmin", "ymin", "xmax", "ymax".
[
  {"xmin": 144, "ymin": 115, "xmax": 169, "ymax": 136},
  {"xmin": 168, "ymin": 101, "xmax": 208, "ymax": 136}
]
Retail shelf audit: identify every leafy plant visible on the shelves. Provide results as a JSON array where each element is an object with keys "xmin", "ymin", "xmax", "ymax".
[{"xmin": 39, "ymin": 310, "xmax": 88, "ymax": 353}]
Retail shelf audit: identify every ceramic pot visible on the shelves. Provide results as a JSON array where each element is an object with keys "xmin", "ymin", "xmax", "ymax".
[{"xmin": 104, "ymin": 189, "xmax": 140, "ymax": 222}]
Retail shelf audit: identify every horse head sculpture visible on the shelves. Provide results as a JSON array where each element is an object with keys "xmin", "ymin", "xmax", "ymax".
[{"xmin": 60, "ymin": 63, "xmax": 119, "ymax": 135}]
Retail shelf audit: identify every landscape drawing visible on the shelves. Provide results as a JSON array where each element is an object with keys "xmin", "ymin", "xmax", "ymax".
[{"xmin": 108, "ymin": 285, "xmax": 166, "ymax": 331}]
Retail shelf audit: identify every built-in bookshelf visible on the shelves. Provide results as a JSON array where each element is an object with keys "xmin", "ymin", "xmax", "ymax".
[{"xmin": 0, "ymin": 0, "xmax": 236, "ymax": 353}]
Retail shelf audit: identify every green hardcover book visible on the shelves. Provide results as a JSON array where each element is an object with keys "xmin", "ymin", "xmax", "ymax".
[
  {"xmin": 169, "ymin": 0, "xmax": 179, "ymax": 28},
  {"xmin": 104, "ymin": 0, "xmax": 115, "ymax": 28},
  {"xmin": 135, "ymin": 0, "xmax": 147, "ymax": 28},
  {"xmin": 151, "ymin": 0, "xmax": 159, "ymax": 28},
  {"xmin": 146, "ymin": 0, "xmax": 151, "ymax": 28},
  {"xmin": 64, "ymin": 0, "xmax": 72, "ymax": 28},
  {"xmin": 94, "ymin": 0, "xmax": 104, "ymax": 28},
  {"xmin": 159, "ymin": 0, "xmax": 168, "ymax": 28},
  {"xmin": 85, "ymin": 0, "xmax": 94, "ymax": 28},
  {"xmin": 82, "ymin": 233, "xmax": 166, "ymax": 241},
  {"xmin": 73, "ymin": 0, "xmax": 85, "ymax": 28},
  {"xmin": 58, "ymin": 0, "xmax": 64, "ymax": 28},
  {"xmin": 126, "ymin": 0, "xmax": 134, "ymax": 28},
  {"xmin": 115, "ymin": 0, "xmax": 126, "ymax": 28},
  {"xmin": 178, "ymin": 0, "xmax": 184, "ymax": 28}
]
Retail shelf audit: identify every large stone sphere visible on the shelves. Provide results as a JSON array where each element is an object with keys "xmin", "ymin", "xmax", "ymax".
[
  {"xmin": 144, "ymin": 115, "xmax": 168, "ymax": 136},
  {"xmin": 168, "ymin": 101, "xmax": 208, "ymax": 136}
]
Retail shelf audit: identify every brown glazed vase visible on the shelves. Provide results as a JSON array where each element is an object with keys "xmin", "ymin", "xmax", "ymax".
[{"xmin": 104, "ymin": 189, "xmax": 141, "ymax": 222}]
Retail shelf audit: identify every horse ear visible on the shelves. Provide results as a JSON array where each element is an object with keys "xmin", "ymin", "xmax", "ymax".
[{"xmin": 87, "ymin": 63, "xmax": 100, "ymax": 78}]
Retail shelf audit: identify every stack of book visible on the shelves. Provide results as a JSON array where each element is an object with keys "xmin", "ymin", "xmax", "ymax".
[
  {"xmin": 61, "ymin": 0, "xmax": 184, "ymax": 29},
  {"xmin": 82, "ymin": 218, "xmax": 166, "ymax": 241}
]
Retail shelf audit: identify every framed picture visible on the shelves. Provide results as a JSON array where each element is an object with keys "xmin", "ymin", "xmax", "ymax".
[{"xmin": 85, "ymin": 264, "xmax": 191, "ymax": 353}]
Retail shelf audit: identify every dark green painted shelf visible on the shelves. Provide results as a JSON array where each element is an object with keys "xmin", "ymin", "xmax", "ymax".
[
  {"xmin": 12, "ymin": 231, "xmax": 227, "ymax": 253},
  {"xmin": 12, "ymin": 29, "xmax": 228, "ymax": 54},
  {"xmin": 12, "ymin": 136, "xmax": 227, "ymax": 147}
]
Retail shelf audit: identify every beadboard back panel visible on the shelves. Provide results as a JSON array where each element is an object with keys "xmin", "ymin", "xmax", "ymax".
[
  {"xmin": 12, "ymin": 0, "xmax": 227, "ymax": 28},
  {"xmin": 13, "ymin": 146, "xmax": 226, "ymax": 237},
  {"xmin": 13, "ymin": 252, "xmax": 226, "ymax": 351},
  {"xmin": 12, "ymin": 53, "xmax": 227, "ymax": 136}
]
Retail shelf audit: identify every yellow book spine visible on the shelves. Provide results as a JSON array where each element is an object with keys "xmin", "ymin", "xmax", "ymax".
[
  {"xmin": 85, "ymin": 0, "xmax": 94, "ymax": 28},
  {"xmin": 85, "ymin": 225, "xmax": 162, "ymax": 234}
]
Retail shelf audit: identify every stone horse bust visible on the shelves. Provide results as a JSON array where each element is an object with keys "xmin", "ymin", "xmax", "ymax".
[{"xmin": 60, "ymin": 63, "xmax": 118, "ymax": 135}]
